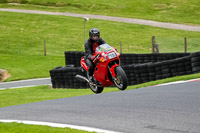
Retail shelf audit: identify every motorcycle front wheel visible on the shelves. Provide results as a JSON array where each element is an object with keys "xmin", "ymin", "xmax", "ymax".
[
  {"xmin": 89, "ymin": 83, "xmax": 104, "ymax": 94},
  {"xmin": 113, "ymin": 66, "xmax": 128, "ymax": 90}
]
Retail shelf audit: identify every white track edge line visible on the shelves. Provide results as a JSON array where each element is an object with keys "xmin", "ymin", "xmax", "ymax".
[
  {"xmin": 0, "ymin": 119, "xmax": 122, "ymax": 133},
  {"xmin": 153, "ymin": 78, "xmax": 200, "ymax": 87}
]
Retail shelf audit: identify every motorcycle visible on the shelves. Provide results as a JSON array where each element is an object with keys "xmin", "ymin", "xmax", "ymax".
[{"xmin": 76, "ymin": 43, "xmax": 127, "ymax": 94}]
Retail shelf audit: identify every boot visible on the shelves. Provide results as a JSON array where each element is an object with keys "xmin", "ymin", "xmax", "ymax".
[{"xmin": 88, "ymin": 75, "xmax": 94, "ymax": 82}]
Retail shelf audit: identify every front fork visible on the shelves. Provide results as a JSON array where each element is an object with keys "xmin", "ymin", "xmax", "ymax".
[{"xmin": 108, "ymin": 64, "xmax": 118, "ymax": 81}]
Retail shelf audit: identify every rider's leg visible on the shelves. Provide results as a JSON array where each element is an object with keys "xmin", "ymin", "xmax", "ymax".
[{"xmin": 85, "ymin": 59, "xmax": 94, "ymax": 82}]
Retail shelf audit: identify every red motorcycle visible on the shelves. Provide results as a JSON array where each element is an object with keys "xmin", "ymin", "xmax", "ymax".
[{"xmin": 76, "ymin": 43, "xmax": 127, "ymax": 94}]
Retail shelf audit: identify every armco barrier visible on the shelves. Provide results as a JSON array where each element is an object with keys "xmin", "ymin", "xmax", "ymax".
[{"xmin": 50, "ymin": 52, "xmax": 200, "ymax": 88}]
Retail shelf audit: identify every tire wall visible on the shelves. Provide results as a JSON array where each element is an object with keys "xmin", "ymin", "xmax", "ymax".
[
  {"xmin": 50, "ymin": 51, "xmax": 200, "ymax": 88},
  {"xmin": 50, "ymin": 66, "xmax": 88, "ymax": 89},
  {"xmin": 65, "ymin": 51, "xmax": 85, "ymax": 67}
]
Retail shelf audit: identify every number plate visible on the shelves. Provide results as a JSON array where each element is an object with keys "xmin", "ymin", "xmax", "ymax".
[{"xmin": 108, "ymin": 52, "xmax": 116, "ymax": 59}]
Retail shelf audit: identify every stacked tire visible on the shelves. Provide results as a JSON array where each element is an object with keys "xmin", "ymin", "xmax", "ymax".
[
  {"xmin": 121, "ymin": 65, "xmax": 131, "ymax": 85},
  {"xmin": 134, "ymin": 64, "xmax": 142, "ymax": 84},
  {"xmin": 119, "ymin": 53, "xmax": 190, "ymax": 66},
  {"xmin": 139, "ymin": 63, "xmax": 150, "ymax": 83},
  {"xmin": 65, "ymin": 51, "xmax": 85, "ymax": 67},
  {"xmin": 50, "ymin": 66, "xmax": 67, "ymax": 88},
  {"xmin": 154, "ymin": 62, "xmax": 163, "ymax": 80},
  {"xmin": 122, "ymin": 65, "xmax": 137, "ymax": 85},
  {"xmin": 121, "ymin": 54, "xmax": 193, "ymax": 86},
  {"xmin": 191, "ymin": 52, "xmax": 200, "ymax": 73},
  {"xmin": 50, "ymin": 65, "xmax": 88, "ymax": 89}
]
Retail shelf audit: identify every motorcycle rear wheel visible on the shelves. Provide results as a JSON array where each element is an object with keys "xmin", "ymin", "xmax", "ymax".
[
  {"xmin": 89, "ymin": 83, "xmax": 104, "ymax": 94},
  {"xmin": 113, "ymin": 66, "xmax": 128, "ymax": 90}
]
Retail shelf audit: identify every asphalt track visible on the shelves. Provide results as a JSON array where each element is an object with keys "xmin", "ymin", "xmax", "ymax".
[
  {"xmin": 0, "ymin": 8, "xmax": 200, "ymax": 32},
  {"xmin": 0, "ymin": 80, "xmax": 200, "ymax": 133},
  {"xmin": 0, "ymin": 78, "xmax": 51, "ymax": 90}
]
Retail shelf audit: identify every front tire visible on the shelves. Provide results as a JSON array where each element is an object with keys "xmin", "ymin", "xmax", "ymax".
[{"xmin": 113, "ymin": 66, "xmax": 128, "ymax": 90}]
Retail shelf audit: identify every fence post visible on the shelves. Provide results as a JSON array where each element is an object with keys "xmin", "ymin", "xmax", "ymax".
[
  {"xmin": 152, "ymin": 36, "xmax": 155, "ymax": 53},
  {"xmin": 152, "ymin": 36, "xmax": 159, "ymax": 53},
  {"xmin": 155, "ymin": 44, "xmax": 159, "ymax": 53},
  {"xmin": 184, "ymin": 37, "xmax": 187, "ymax": 53},
  {"xmin": 44, "ymin": 40, "xmax": 46, "ymax": 56},
  {"xmin": 120, "ymin": 42, "xmax": 122, "ymax": 53}
]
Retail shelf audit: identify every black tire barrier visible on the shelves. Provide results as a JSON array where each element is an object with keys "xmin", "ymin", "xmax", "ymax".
[
  {"xmin": 50, "ymin": 51, "xmax": 200, "ymax": 88},
  {"xmin": 50, "ymin": 66, "xmax": 89, "ymax": 89},
  {"xmin": 64, "ymin": 52, "xmax": 190, "ymax": 67},
  {"xmin": 191, "ymin": 52, "xmax": 200, "ymax": 73},
  {"xmin": 65, "ymin": 51, "xmax": 85, "ymax": 67}
]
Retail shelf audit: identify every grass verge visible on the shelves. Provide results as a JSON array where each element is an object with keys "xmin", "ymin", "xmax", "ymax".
[{"xmin": 0, "ymin": 122, "xmax": 94, "ymax": 133}]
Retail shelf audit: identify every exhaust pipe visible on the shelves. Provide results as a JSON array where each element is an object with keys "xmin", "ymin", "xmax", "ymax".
[
  {"xmin": 75, "ymin": 75, "xmax": 89, "ymax": 83},
  {"xmin": 75, "ymin": 75, "xmax": 97, "ymax": 86}
]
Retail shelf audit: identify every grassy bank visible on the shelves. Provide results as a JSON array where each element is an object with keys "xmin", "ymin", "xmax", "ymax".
[
  {"xmin": 0, "ymin": 54, "xmax": 64, "ymax": 81},
  {"xmin": 0, "ymin": 0, "xmax": 200, "ymax": 25},
  {"xmin": 1, "ymin": 11, "xmax": 200, "ymax": 81}
]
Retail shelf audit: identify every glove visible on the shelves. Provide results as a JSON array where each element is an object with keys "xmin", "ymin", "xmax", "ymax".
[{"xmin": 91, "ymin": 55, "xmax": 95, "ymax": 60}]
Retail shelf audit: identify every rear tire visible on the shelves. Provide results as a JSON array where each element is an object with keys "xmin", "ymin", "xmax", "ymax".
[
  {"xmin": 89, "ymin": 83, "xmax": 104, "ymax": 94},
  {"xmin": 113, "ymin": 66, "xmax": 128, "ymax": 90}
]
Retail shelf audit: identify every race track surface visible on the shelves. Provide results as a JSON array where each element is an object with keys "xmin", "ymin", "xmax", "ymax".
[
  {"xmin": 0, "ymin": 78, "xmax": 51, "ymax": 90},
  {"xmin": 0, "ymin": 81, "xmax": 200, "ymax": 133}
]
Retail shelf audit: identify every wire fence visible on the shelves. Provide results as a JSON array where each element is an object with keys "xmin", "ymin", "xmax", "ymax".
[
  {"xmin": 0, "ymin": 36, "xmax": 199, "ymax": 56},
  {"xmin": 0, "ymin": 38, "xmax": 84, "ymax": 56}
]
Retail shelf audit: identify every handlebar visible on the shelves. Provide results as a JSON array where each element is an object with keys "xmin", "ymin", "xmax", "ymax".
[{"xmin": 93, "ymin": 54, "xmax": 101, "ymax": 63}]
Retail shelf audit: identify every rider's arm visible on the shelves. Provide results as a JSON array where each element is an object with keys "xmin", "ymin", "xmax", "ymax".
[{"xmin": 99, "ymin": 37, "xmax": 106, "ymax": 44}]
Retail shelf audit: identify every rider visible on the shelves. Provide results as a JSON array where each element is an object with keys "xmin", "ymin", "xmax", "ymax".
[{"xmin": 84, "ymin": 28, "xmax": 106, "ymax": 82}]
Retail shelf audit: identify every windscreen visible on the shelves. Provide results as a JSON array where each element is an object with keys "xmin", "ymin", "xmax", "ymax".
[{"xmin": 95, "ymin": 44, "xmax": 112, "ymax": 52}]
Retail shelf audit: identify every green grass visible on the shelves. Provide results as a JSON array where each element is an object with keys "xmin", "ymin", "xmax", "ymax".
[
  {"xmin": 0, "ymin": 0, "xmax": 200, "ymax": 25},
  {"xmin": 0, "ymin": 11, "xmax": 200, "ymax": 81},
  {"xmin": 0, "ymin": 122, "xmax": 94, "ymax": 133},
  {"xmin": 0, "ymin": 54, "xmax": 64, "ymax": 81}
]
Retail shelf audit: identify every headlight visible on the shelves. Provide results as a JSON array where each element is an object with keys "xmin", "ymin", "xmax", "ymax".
[{"xmin": 108, "ymin": 52, "xmax": 117, "ymax": 59}]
